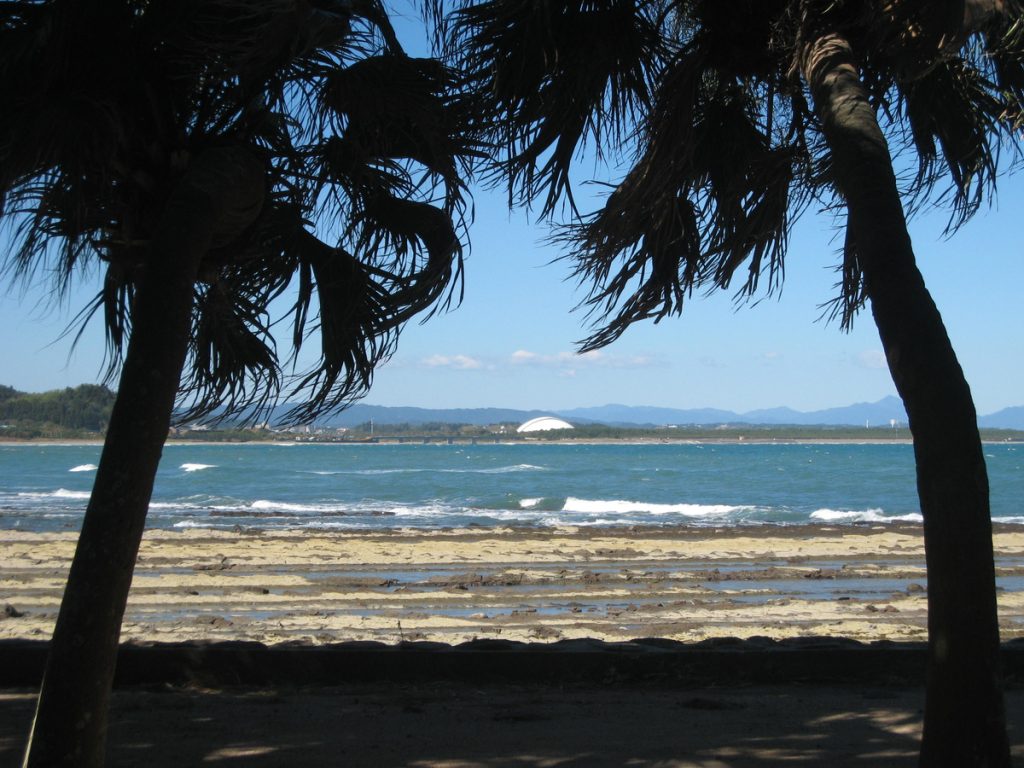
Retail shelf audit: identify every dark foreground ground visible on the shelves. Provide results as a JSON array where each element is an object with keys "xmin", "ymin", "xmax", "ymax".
[
  {"xmin": 8, "ymin": 682, "xmax": 1024, "ymax": 767},
  {"xmin": 2, "ymin": 639, "xmax": 1024, "ymax": 767}
]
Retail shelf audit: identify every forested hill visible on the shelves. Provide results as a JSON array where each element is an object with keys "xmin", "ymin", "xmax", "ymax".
[{"xmin": 0, "ymin": 384, "xmax": 115, "ymax": 431}]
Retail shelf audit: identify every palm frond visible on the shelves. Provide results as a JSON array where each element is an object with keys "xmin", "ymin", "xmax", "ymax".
[
  {"xmin": 980, "ymin": 5, "xmax": 1024, "ymax": 131},
  {"xmin": 322, "ymin": 55, "xmax": 473, "ymax": 192},
  {"xmin": 59, "ymin": 263, "xmax": 134, "ymax": 388},
  {"xmin": 818, "ymin": 218, "xmax": 868, "ymax": 331},
  {"xmin": 449, "ymin": 0, "xmax": 664, "ymax": 216},
  {"xmin": 284, "ymin": 197, "xmax": 462, "ymax": 422},
  {"xmin": 870, "ymin": 0, "xmax": 969, "ymax": 80},
  {"xmin": 179, "ymin": 280, "xmax": 281, "ymax": 424},
  {"xmin": 353, "ymin": 194, "xmax": 464, "ymax": 318},
  {"xmin": 690, "ymin": 0, "xmax": 791, "ymax": 78},
  {"xmin": 0, "ymin": 0, "xmax": 481, "ymax": 433},
  {"xmin": 899, "ymin": 57, "xmax": 1005, "ymax": 226},
  {"xmin": 565, "ymin": 189, "xmax": 701, "ymax": 351},
  {"xmin": 279, "ymin": 238, "xmax": 387, "ymax": 422},
  {"xmin": 564, "ymin": 43, "xmax": 804, "ymax": 351}
]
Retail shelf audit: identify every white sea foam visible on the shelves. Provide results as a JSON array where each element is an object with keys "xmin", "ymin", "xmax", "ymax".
[
  {"xmin": 180, "ymin": 463, "xmax": 216, "ymax": 472},
  {"xmin": 69, "ymin": 464, "xmax": 97, "ymax": 473},
  {"xmin": 301, "ymin": 469, "xmax": 389, "ymax": 476},
  {"xmin": 519, "ymin": 498, "xmax": 542, "ymax": 509},
  {"xmin": 473, "ymin": 464, "xmax": 546, "ymax": 474},
  {"xmin": 301, "ymin": 463, "xmax": 544, "ymax": 477},
  {"xmin": 250, "ymin": 499, "xmax": 348, "ymax": 514},
  {"xmin": 385, "ymin": 503, "xmax": 464, "ymax": 519},
  {"xmin": 810, "ymin": 508, "xmax": 923, "ymax": 524},
  {"xmin": 145, "ymin": 494, "xmax": 236, "ymax": 511},
  {"xmin": 353, "ymin": 468, "xmax": 426, "ymax": 475},
  {"xmin": 562, "ymin": 497, "xmax": 746, "ymax": 517},
  {"xmin": 18, "ymin": 488, "xmax": 90, "ymax": 500},
  {"xmin": 55, "ymin": 488, "xmax": 90, "ymax": 499}
]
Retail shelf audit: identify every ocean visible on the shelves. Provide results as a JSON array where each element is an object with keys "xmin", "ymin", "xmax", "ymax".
[{"xmin": 1, "ymin": 441, "xmax": 1022, "ymax": 533}]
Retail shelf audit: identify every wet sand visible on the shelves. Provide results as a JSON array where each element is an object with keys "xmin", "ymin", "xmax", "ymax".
[{"xmin": 3, "ymin": 524, "xmax": 1024, "ymax": 645}]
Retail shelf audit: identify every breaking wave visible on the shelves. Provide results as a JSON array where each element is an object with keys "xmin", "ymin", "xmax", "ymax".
[
  {"xmin": 810, "ymin": 508, "xmax": 923, "ymax": 524},
  {"xmin": 561, "ymin": 497, "xmax": 751, "ymax": 517},
  {"xmin": 18, "ymin": 489, "xmax": 90, "ymax": 500},
  {"xmin": 301, "ymin": 464, "xmax": 545, "ymax": 477}
]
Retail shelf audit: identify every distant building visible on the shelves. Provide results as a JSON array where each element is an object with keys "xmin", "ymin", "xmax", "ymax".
[{"xmin": 516, "ymin": 416, "xmax": 574, "ymax": 433}]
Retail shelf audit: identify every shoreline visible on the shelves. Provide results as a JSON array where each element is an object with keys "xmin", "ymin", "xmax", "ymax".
[
  {"xmin": 7, "ymin": 436, "xmax": 1024, "ymax": 446},
  {"xmin": 0, "ymin": 436, "xmax": 931, "ymax": 446}
]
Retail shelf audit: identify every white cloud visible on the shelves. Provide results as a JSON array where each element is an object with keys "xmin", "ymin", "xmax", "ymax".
[
  {"xmin": 510, "ymin": 349, "xmax": 656, "ymax": 369},
  {"xmin": 415, "ymin": 348, "xmax": 659, "ymax": 375},
  {"xmin": 511, "ymin": 349, "xmax": 539, "ymax": 363},
  {"xmin": 699, "ymin": 355, "xmax": 726, "ymax": 369},
  {"xmin": 422, "ymin": 354, "xmax": 484, "ymax": 370},
  {"xmin": 857, "ymin": 350, "xmax": 888, "ymax": 370}
]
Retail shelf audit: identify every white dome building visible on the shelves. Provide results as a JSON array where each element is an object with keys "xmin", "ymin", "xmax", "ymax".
[{"xmin": 516, "ymin": 416, "xmax": 574, "ymax": 433}]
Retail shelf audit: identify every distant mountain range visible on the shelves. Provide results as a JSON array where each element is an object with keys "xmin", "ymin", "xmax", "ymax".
[
  {"xmin": 290, "ymin": 396, "xmax": 1024, "ymax": 430},
  {"xmin": 980, "ymin": 406, "xmax": 1024, "ymax": 431},
  {"xmin": 7, "ymin": 383, "xmax": 1020, "ymax": 432}
]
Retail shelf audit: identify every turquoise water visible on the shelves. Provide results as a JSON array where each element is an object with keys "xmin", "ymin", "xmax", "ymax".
[{"xmin": 1, "ymin": 442, "xmax": 1021, "ymax": 532}]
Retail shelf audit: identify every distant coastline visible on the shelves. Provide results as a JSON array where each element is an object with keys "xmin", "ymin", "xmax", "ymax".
[
  {"xmin": 3, "ymin": 383, "xmax": 1023, "ymax": 444},
  {"xmin": 9, "ymin": 434, "xmax": 1024, "ymax": 447},
  {"xmin": 5, "ymin": 385, "xmax": 1024, "ymax": 435}
]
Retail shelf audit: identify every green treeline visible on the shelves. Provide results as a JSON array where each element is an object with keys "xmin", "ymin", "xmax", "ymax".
[
  {"xmin": 0, "ymin": 384, "xmax": 116, "ymax": 435},
  {"xmin": 344, "ymin": 421, "xmax": 1024, "ymax": 442},
  {"xmin": 347, "ymin": 421, "xmax": 503, "ymax": 437}
]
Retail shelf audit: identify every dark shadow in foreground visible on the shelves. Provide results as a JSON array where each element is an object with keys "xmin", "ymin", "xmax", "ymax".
[
  {"xmin": 3, "ymin": 681, "xmax": 1024, "ymax": 767},
  {"xmin": 4, "ymin": 639, "xmax": 1024, "ymax": 766}
]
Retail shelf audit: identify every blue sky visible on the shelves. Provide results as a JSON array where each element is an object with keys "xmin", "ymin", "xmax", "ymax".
[
  {"xmin": 361, "ymin": 179, "xmax": 1024, "ymax": 414},
  {"xmin": 3, "ymin": 175, "xmax": 1021, "ymax": 415},
  {"xmin": 2, "ymin": 15, "xmax": 1022, "ymax": 415}
]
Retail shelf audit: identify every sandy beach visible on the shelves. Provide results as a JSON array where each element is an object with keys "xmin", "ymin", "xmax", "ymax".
[
  {"xmin": 4, "ymin": 524, "xmax": 1024, "ymax": 765},
  {"xmin": 3, "ymin": 524, "xmax": 1024, "ymax": 645}
]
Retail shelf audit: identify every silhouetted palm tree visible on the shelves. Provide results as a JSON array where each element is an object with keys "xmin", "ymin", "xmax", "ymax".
[
  {"xmin": 1, "ymin": 1, "xmax": 473, "ymax": 764},
  {"xmin": 445, "ymin": 0, "xmax": 1023, "ymax": 763}
]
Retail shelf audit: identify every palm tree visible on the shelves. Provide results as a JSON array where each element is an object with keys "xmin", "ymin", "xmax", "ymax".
[
  {"xmin": 445, "ymin": 0, "xmax": 1023, "ymax": 763},
  {"xmin": 1, "ymin": 1, "xmax": 474, "ymax": 765}
]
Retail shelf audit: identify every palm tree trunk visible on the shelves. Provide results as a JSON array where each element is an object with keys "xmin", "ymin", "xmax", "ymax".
[
  {"xmin": 801, "ymin": 34, "xmax": 1010, "ymax": 767},
  {"xmin": 22, "ymin": 147, "xmax": 264, "ymax": 768}
]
